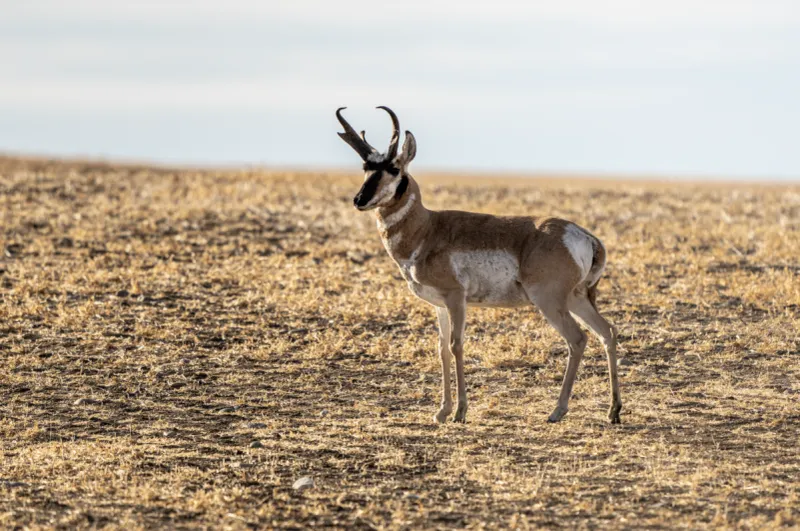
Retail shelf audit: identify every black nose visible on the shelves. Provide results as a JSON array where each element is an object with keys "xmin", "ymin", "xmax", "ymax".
[{"xmin": 353, "ymin": 194, "xmax": 365, "ymax": 207}]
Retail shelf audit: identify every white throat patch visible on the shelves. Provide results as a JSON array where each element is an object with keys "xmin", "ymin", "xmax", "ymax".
[{"xmin": 380, "ymin": 193, "xmax": 416, "ymax": 229}]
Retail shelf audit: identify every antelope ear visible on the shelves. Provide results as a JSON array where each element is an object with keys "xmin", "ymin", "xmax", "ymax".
[{"xmin": 397, "ymin": 131, "xmax": 417, "ymax": 166}]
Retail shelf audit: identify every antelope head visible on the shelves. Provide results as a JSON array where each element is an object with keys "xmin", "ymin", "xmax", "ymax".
[{"xmin": 336, "ymin": 106, "xmax": 417, "ymax": 211}]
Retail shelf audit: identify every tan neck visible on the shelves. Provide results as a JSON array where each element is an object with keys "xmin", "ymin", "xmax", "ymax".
[{"xmin": 375, "ymin": 176, "xmax": 430, "ymax": 261}]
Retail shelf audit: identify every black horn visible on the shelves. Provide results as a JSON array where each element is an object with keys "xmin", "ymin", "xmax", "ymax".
[
  {"xmin": 376, "ymin": 106, "xmax": 400, "ymax": 160},
  {"xmin": 336, "ymin": 107, "xmax": 377, "ymax": 161}
]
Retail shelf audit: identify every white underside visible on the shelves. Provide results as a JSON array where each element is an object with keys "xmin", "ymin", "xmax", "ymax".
[
  {"xmin": 403, "ymin": 249, "xmax": 529, "ymax": 308},
  {"xmin": 451, "ymin": 250, "xmax": 529, "ymax": 306}
]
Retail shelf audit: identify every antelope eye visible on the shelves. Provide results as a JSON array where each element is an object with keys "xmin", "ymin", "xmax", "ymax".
[{"xmin": 363, "ymin": 160, "xmax": 399, "ymax": 176}]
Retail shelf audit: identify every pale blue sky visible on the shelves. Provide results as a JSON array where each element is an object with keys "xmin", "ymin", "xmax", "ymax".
[{"xmin": 2, "ymin": 1, "xmax": 799, "ymax": 179}]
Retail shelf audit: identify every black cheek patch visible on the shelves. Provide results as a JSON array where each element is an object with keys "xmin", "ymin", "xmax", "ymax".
[
  {"xmin": 354, "ymin": 171, "xmax": 382, "ymax": 207},
  {"xmin": 394, "ymin": 175, "xmax": 408, "ymax": 200}
]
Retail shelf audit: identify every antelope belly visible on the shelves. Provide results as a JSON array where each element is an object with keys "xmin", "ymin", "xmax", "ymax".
[{"xmin": 450, "ymin": 250, "xmax": 529, "ymax": 307}]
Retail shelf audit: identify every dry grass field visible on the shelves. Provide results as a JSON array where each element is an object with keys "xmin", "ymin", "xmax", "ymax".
[{"xmin": 1, "ymin": 155, "xmax": 799, "ymax": 529}]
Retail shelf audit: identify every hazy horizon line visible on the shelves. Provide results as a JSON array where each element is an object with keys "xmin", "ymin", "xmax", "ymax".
[{"xmin": 3, "ymin": 150, "xmax": 798, "ymax": 185}]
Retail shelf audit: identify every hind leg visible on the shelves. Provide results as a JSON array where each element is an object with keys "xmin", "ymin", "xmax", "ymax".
[
  {"xmin": 568, "ymin": 288, "xmax": 622, "ymax": 424},
  {"xmin": 527, "ymin": 286, "xmax": 588, "ymax": 422}
]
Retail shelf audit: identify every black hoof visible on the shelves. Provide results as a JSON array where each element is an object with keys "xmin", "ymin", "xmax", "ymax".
[{"xmin": 608, "ymin": 405, "xmax": 622, "ymax": 424}]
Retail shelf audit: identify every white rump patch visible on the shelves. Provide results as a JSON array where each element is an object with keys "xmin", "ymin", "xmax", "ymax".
[{"xmin": 562, "ymin": 224, "xmax": 594, "ymax": 282}]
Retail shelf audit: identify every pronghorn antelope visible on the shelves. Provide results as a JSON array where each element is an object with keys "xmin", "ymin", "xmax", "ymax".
[{"xmin": 336, "ymin": 106, "xmax": 622, "ymax": 425}]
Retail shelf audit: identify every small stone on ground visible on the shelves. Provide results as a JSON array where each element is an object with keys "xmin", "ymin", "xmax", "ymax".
[{"xmin": 292, "ymin": 476, "xmax": 314, "ymax": 491}]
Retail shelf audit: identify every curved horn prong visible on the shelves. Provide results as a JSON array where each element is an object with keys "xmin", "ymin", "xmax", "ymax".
[
  {"xmin": 336, "ymin": 107, "xmax": 377, "ymax": 160},
  {"xmin": 376, "ymin": 106, "xmax": 400, "ymax": 160}
]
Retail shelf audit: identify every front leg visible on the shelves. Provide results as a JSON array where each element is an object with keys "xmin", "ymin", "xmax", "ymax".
[
  {"xmin": 433, "ymin": 306, "xmax": 453, "ymax": 423},
  {"xmin": 445, "ymin": 292, "xmax": 468, "ymax": 423}
]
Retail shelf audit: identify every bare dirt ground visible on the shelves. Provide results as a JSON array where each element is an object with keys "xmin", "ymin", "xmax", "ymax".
[{"xmin": 1, "ymin": 156, "xmax": 798, "ymax": 529}]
